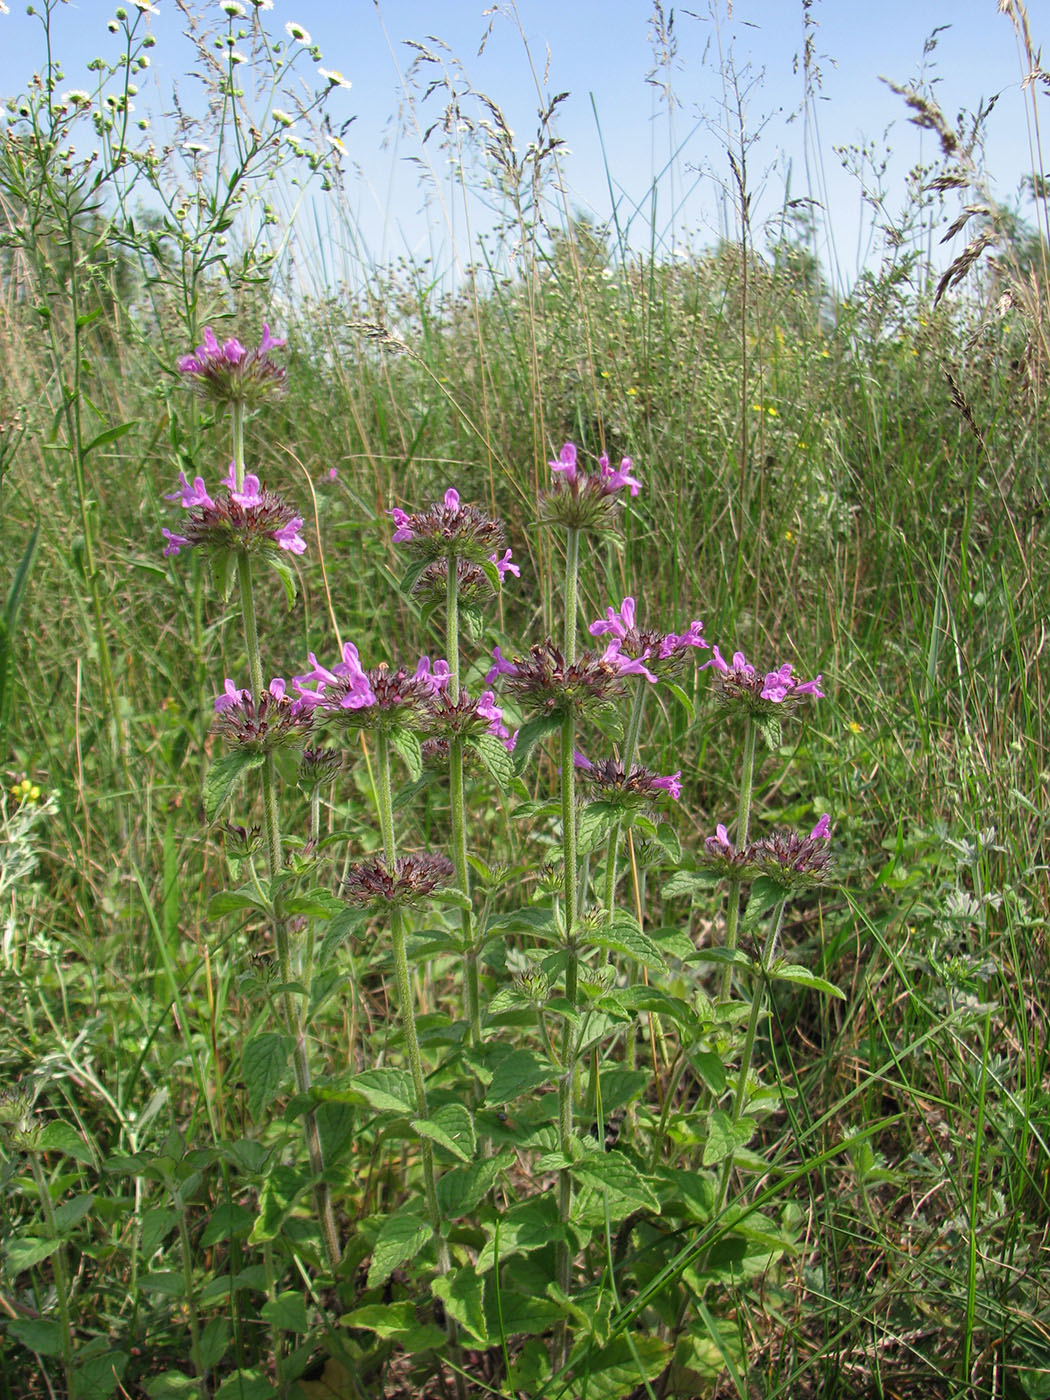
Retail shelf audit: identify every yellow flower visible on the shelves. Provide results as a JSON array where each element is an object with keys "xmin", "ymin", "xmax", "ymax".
[
  {"xmin": 847, "ymin": 721, "xmax": 863, "ymax": 735},
  {"xmin": 627, "ymin": 386, "xmax": 638, "ymax": 397},
  {"xmin": 784, "ymin": 529, "xmax": 794, "ymax": 543}
]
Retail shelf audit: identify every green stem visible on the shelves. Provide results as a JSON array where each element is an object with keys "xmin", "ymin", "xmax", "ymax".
[
  {"xmin": 444, "ymin": 554, "xmax": 479, "ymax": 1042},
  {"xmin": 718, "ymin": 715, "xmax": 758, "ymax": 1001},
  {"xmin": 29, "ymin": 1152, "xmax": 75, "ymax": 1398},
  {"xmin": 714, "ymin": 898, "xmax": 787, "ymax": 1217},
  {"xmin": 602, "ymin": 683, "xmax": 650, "ymax": 916},
  {"xmin": 556, "ymin": 714, "xmax": 581, "ymax": 1314},
  {"xmin": 563, "ymin": 528, "xmax": 580, "ymax": 662},
  {"xmin": 173, "ymin": 1186, "xmax": 206, "ymax": 1394}
]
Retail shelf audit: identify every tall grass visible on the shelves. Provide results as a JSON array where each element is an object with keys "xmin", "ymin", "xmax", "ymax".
[{"xmin": 0, "ymin": 2, "xmax": 1047, "ymax": 1397}]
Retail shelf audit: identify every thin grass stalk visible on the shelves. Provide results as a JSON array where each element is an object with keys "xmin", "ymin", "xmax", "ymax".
[{"xmin": 28, "ymin": 1150, "xmax": 75, "ymax": 1398}]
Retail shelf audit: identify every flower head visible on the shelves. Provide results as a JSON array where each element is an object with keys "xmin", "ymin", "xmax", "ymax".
[
  {"xmin": 589, "ymin": 595, "xmax": 708, "ymax": 683},
  {"xmin": 703, "ymin": 646, "xmax": 823, "ymax": 716},
  {"xmin": 211, "ymin": 677, "xmax": 314, "ymax": 752},
  {"xmin": 701, "ymin": 814, "xmax": 834, "ymax": 889},
  {"xmin": 388, "ymin": 489, "xmax": 505, "ymax": 566},
  {"xmin": 341, "ymin": 852, "xmax": 454, "ymax": 909},
  {"xmin": 293, "ymin": 645, "xmax": 449, "ymax": 732},
  {"xmin": 489, "ymin": 638, "xmax": 624, "ymax": 720},
  {"xmin": 540, "ymin": 441, "xmax": 642, "ymax": 532},
  {"xmin": 574, "ymin": 752, "xmax": 683, "ymax": 808},
  {"xmin": 426, "ymin": 687, "xmax": 512, "ymax": 745},
  {"xmin": 162, "ymin": 469, "xmax": 306, "ymax": 560},
  {"xmin": 177, "ymin": 323, "xmax": 287, "ymax": 407}
]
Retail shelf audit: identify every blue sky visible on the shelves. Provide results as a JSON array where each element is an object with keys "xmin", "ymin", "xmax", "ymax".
[{"xmin": 0, "ymin": 1, "xmax": 1040, "ymax": 292}]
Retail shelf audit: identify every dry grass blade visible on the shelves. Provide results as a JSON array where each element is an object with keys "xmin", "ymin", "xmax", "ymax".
[{"xmin": 945, "ymin": 367, "xmax": 985, "ymax": 445}]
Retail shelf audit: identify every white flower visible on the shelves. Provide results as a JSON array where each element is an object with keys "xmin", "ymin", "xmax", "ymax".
[
  {"xmin": 132, "ymin": 1, "xmax": 160, "ymax": 13},
  {"xmin": 325, "ymin": 133, "xmax": 346, "ymax": 153},
  {"xmin": 250, "ymin": 0, "xmax": 274, "ymax": 7},
  {"xmin": 221, "ymin": 1, "xmax": 246, "ymax": 14},
  {"xmin": 271, "ymin": 108, "xmax": 294, "ymax": 127},
  {"xmin": 61, "ymin": 90, "xmax": 92, "ymax": 106},
  {"xmin": 285, "ymin": 21, "xmax": 311, "ymax": 43},
  {"xmin": 230, "ymin": 50, "xmax": 248, "ymax": 64},
  {"xmin": 317, "ymin": 67, "xmax": 351, "ymax": 90}
]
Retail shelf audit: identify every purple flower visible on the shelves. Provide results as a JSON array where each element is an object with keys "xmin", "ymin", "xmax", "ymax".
[
  {"xmin": 548, "ymin": 442, "xmax": 579, "ymax": 482},
  {"xmin": 589, "ymin": 596, "xmax": 636, "ymax": 640},
  {"xmin": 165, "ymin": 471, "xmax": 215, "ymax": 511},
  {"xmin": 444, "ymin": 488, "xmax": 461, "ymax": 512},
  {"xmin": 389, "ymin": 507, "xmax": 415, "ymax": 542},
  {"xmin": 490, "ymin": 548, "xmax": 520, "ymax": 580},
  {"xmin": 162, "ymin": 528, "xmax": 188, "ymax": 557},
  {"xmin": 177, "ymin": 323, "xmax": 286, "ymax": 405},
  {"xmin": 599, "ymin": 452, "xmax": 642, "ymax": 497},
  {"xmin": 588, "ymin": 596, "xmax": 705, "ymax": 681},
  {"xmin": 485, "ymin": 645, "xmax": 520, "ymax": 683},
  {"xmin": 413, "ymin": 656, "xmax": 451, "ymax": 696},
  {"xmin": 810, "ymin": 813, "xmax": 831, "ymax": 840},
  {"xmin": 211, "ymin": 675, "xmax": 314, "ymax": 751},
  {"xmin": 704, "ymin": 646, "xmax": 823, "ymax": 712},
  {"xmin": 601, "ymin": 641, "xmax": 658, "ymax": 684},
  {"xmin": 274, "ymin": 517, "xmax": 306, "ymax": 554},
  {"xmin": 294, "ymin": 642, "xmax": 375, "ymax": 710},
  {"xmin": 388, "ymin": 492, "xmax": 505, "ymax": 573},
  {"xmin": 705, "ymin": 822, "xmax": 735, "ymax": 856},
  {"xmin": 651, "ymin": 770, "xmax": 683, "ymax": 801}
]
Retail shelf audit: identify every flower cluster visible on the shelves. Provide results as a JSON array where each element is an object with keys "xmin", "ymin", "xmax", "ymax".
[
  {"xmin": 703, "ymin": 814, "xmax": 833, "ymax": 889},
  {"xmin": 177, "ymin": 323, "xmax": 287, "ymax": 406},
  {"xmin": 390, "ymin": 489, "xmax": 510, "ymax": 565},
  {"xmin": 162, "ymin": 466, "xmax": 306, "ymax": 559},
  {"xmin": 539, "ymin": 443, "xmax": 642, "ymax": 531},
  {"xmin": 293, "ymin": 644, "xmax": 449, "ymax": 731},
  {"xmin": 341, "ymin": 852, "xmax": 455, "ymax": 909},
  {"xmin": 703, "ymin": 646, "xmax": 823, "ymax": 714},
  {"xmin": 486, "ymin": 639, "xmax": 624, "ymax": 719},
  {"xmin": 212, "ymin": 677, "xmax": 314, "ymax": 751},
  {"xmin": 574, "ymin": 752, "xmax": 683, "ymax": 806},
  {"xmin": 588, "ymin": 596, "xmax": 707, "ymax": 683},
  {"xmin": 425, "ymin": 687, "xmax": 515, "ymax": 748}
]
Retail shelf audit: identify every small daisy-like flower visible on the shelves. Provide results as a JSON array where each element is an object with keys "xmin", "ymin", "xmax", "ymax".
[
  {"xmin": 61, "ymin": 89, "xmax": 91, "ymax": 107},
  {"xmin": 489, "ymin": 639, "xmax": 624, "ymax": 720},
  {"xmin": 250, "ymin": 0, "xmax": 274, "ymax": 8},
  {"xmin": 589, "ymin": 595, "xmax": 707, "ymax": 683},
  {"xmin": 133, "ymin": 1, "xmax": 160, "ymax": 13},
  {"xmin": 540, "ymin": 442, "xmax": 642, "ymax": 532},
  {"xmin": 285, "ymin": 21, "xmax": 311, "ymax": 43},
  {"xmin": 272, "ymin": 109, "xmax": 295, "ymax": 127},
  {"xmin": 221, "ymin": 1, "xmax": 246, "ymax": 15},
  {"xmin": 703, "ymin": 646, "xmax": 823, "ymax": 715},
  {"xmin": 317, "ymin": 67, "xmax": 352, "ymax": 89},
  {"xmin": 177, "ymin": 323, "xmax": 287, "ymax": 407},
  {"xmin": 212, "ymin": 677, "xmax": 314, "ymax": 752},
  {"xmin": 162, "ymin": 469, "xmax": 305, "ymax": 559},
  {"xmin": 574, "ymin": 752, "xmax": 683, "ymax": 807},
  {"xmin": 341, "ymin": 852, "xmax": 454, "ymax": 909}
]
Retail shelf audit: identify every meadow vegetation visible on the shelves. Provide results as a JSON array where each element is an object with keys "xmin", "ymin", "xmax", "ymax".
[{"xmin": 0, "ymin": 2, "xmax": 1047, "ymax": 1397}]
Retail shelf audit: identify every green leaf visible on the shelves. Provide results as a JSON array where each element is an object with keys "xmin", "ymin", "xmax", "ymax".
[
  {"xmin": 413, "ymin": 1103, "xmax": 475, "ymax": 1162},
  {"xmin": 266, "ymin": 550, "xmax": 298, "ymax": 609},
  {"xmin": 145, "ymin": 1372, "xmax": 202, "ymax": 1399},
  {"xmin": 767, "ymin": 962, "xmax": 845, "ymax": 998},
  {"xmin": 573, "ymin": 1152, "xmax": 661, "ymax": 1212},
  {"xmin": 203, "ymin": 749, "xmax": 265, "ymax": 822},
  {"xmin": 5, "ymin": 1237, "xmax": 59, "ymax": 1273},
  {"xmin": 207, "ymin": 886, "xmax": 270, "ymax": 918},
  {"xmin": 349, "ymin": 1068, "xmax": 416, "ymax": 1115},
  {"xmin": 471, "ymin": 731, "xmax": 515, "ymax": 789},
  {"xmin": 512, "ymin": 714, "xmax": 562, "ymax": 772},
  {"xmin": 261, "ymin": 1290, "xmax": 309, "ymax": 1333},
  {"xmin": 703, "ymin": 1110, "xmax": 757, "ymax": 1166},
  {"xmin": 743, "ymin": 875, "xmax": 789, "ymax": 930},
  {"xmin": 756, "ymin": 713, "xmax": 782, "ymax": 751},
  {"xmin": 367, "ymin": 1211, "xmax": 433, "ymax": 1289},
  {"xmin": 249, "ymin": 1165, "xmax": 308, "ymax": 1245},
  {"xmin": 213, "ymin": 1372, "xmax": 276, "ymax": 1400},
  {"xmin": 53, "ymin": 1193, "xmax": 95, "ymax": 1232},
  {"xmin": 340, "ymin": 1302, "xmax": 446, "ymax": 1352},
  {"xmin": 476, "ymin": 1196, "xmax": 563, "ymax": 1274},
  {"xmin": 242, "ymin": 1032, "xmax": 291, "ymax": 1119},
  {"xmin": 389, "ymin": 726, "xmax": 423, "ymax": 781},
  {"xmin": 489, "ymin": 1290, "xmax": 563, "ymax": 1337},
  {"xmin": 437, "ymin": 1151, "xmax": 511, "ymax": 1219},
  {"xmin": 484, "ymin": 1049, "xmax": 558, "ymax": 1105},
  {"xmin": 37, "ymin": 1119, "xmax": 94, "ymax": 1164},
  {"xmin": 140, "ymin": 1271, "xmax": 186, "ymax": 1295},
  {"xmin": 72, "ymin": 1350, "xmax": 128, "ymax": 1400},
  {"xmin": 6, "ymin": 1317, "xmax": 64, "ymax": 1356},
  {"xmin": 318, "ymin": 905, "xmax": 364, "ymax": 963},
  {"xmin": 569, "ymin": 1336, "xmax": 670, "ymax": 1400},
  {"xmin": 82, "ymin": 420, "xmax": 136, "ymax": 457},
  {"xmin": 200, "ymin": 1203, "xmax": 254, "ymax": 1247},
  {"xmin": 433, "ymin": 1267, "xmax": 488, "ymax": 1346},
  {"xmin": 585, "ymin": 914, "xmax": 665, "ymax": 971},
  {"xmin": 661, "ymin": 868, "xmax": 720, "ymax": 899},
  {"xmin": 664, "ymin": 680, "xmax": 695, "ymax": 718},
  {"xmin": 199, "ymin": 1317, "xmax": 229, "ymax": 1371},
  {"xmin": 577, "ymin": 801, "xmax": 620, "ymax": 854}
]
